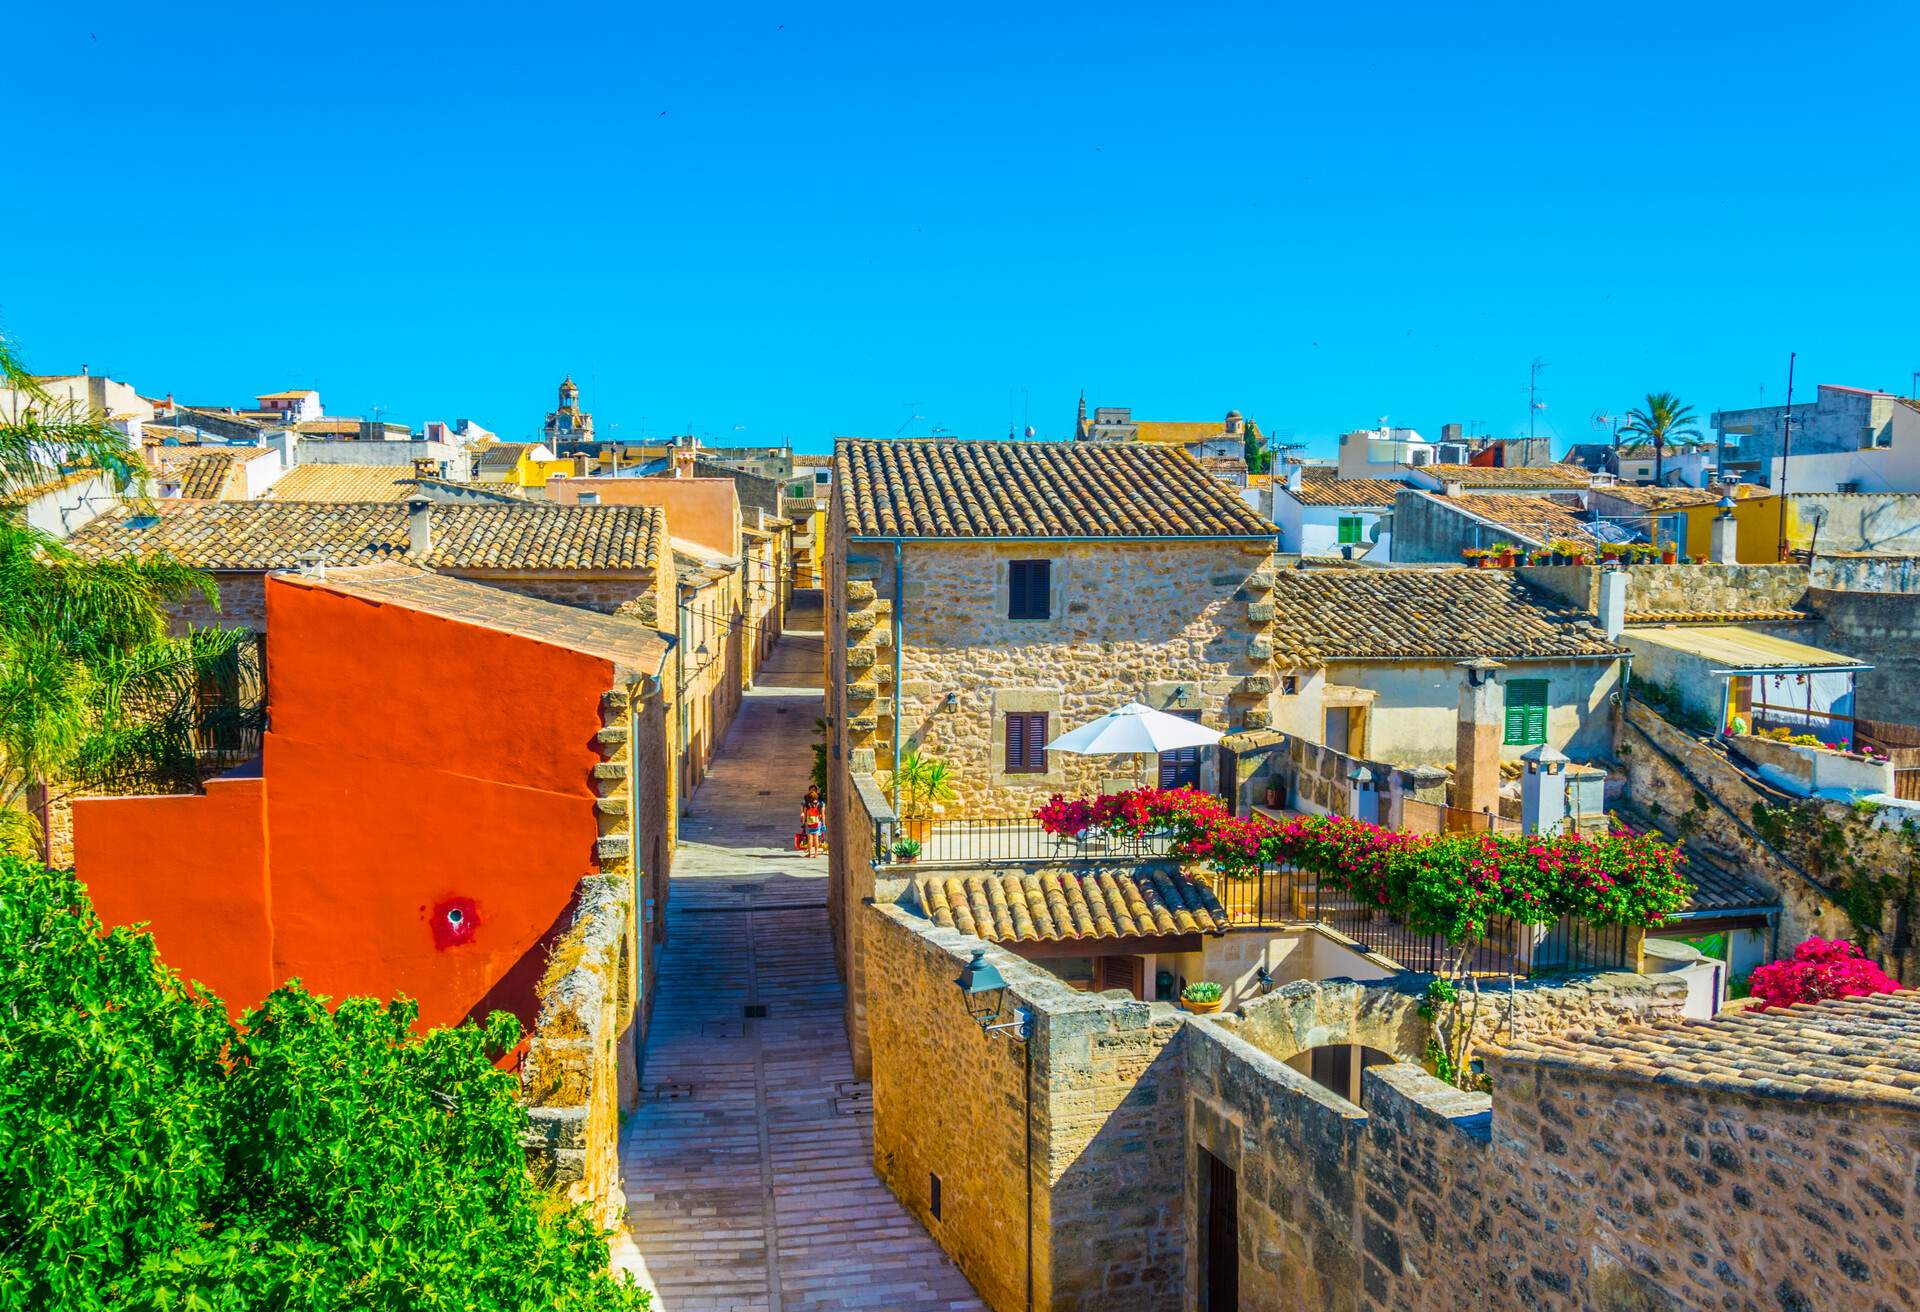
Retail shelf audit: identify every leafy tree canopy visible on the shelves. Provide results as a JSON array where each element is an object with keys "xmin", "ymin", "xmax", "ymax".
[{"xmin": 0, "ymin": 856, "xmax": 650, "ymax": 1310}]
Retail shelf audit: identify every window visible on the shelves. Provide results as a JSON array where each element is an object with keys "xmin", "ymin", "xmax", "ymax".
[
  {"xmin": 1336, "ymin": 515, "xmax": 1364, "ymax": 545},
  {"xmin": 1158, "ymin": 711, "xmax": 1203, "ymax": 788},
  {"xmin": 1503, "ymin": 679, "xmax": 1549, "ymax": 745},
  {"xmin": 1008, "ymin": 559, "xmax": 1051, "ymax": 620},
  {"xmin": 1004, "ymin": 711, "xmax": 1049, "ymax": 774},
  {"xmin": 577, "ymin": 492, "xmax": 599, "ymax": 505}
]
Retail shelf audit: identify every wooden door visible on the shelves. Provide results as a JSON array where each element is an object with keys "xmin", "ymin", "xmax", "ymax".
[
  {"xmin": 1096, "ymin": 955, "xmax": 1141, "ymax": 999},
  {"xmin": 1201, "ymin": 1148, "xmax": 1239, "ymax": 1311}
]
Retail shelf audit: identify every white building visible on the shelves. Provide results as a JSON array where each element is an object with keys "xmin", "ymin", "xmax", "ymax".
[
  {"xmin": 254, "ymin": 390, "xmax": 323, "ymax": 424},
  {"xmin": 1267, "ymin": 468, "xmax": 1398, "ymax": 559},
  {"xmin": 1762, "ymin": 398, "xmax": 1920, "ymax": 494}
]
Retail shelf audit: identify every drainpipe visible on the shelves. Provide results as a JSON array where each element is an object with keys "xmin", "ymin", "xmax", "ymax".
[
  {"xmin": 891, "ymin": 539, "xmax": 905, "ymax": 814},
  {"xmin": 677, "ymin": 581, "xmax": 694, "ymax": 815}
]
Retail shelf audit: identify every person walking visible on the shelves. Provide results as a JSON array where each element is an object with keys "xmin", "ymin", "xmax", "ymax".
[{"xmin": 801, "ymin": 785, "xmax": 825, "ymax": 857}]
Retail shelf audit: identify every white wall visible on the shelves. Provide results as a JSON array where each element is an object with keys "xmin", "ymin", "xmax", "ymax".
[
  {"xmin": 1766, "ymin": 407, "xmax": 1920, "ymax": 493},
  {"xmin": 1324, "ymin": 657, "xmax": 1620, "ymax": 767}
]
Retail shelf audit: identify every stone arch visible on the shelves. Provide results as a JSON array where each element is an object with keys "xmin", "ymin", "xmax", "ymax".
[{"xmin": 1229, "ymin": 976, "xmax": 1429, "ymax": 1066}]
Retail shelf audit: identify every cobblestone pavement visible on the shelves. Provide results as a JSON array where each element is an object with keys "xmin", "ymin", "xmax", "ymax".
[{"xmin": 614, "ymin": 594, "xmax": 983, "ymax": 1312}]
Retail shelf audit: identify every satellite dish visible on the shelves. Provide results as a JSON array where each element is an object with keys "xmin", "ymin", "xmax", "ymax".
[{"xmin": 1024, "ymin": 425, "xmax": 1036, "ymax": 438}]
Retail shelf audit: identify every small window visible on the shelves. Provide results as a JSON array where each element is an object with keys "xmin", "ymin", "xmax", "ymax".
[
  {"xmin": 577, "ymin": 492, "xmax": 599, "ymax": 505},
  {"xmin": 1005, "ymin": 711, "xmax": 1049, "ymax": 774},
  {"xmin": 1504, "ymin": 679, "xmax": 1549, "ymax": 746},
  {"xmin": 1008, "ymin": 560, "xmax": 1051, "ymax": 620},
  {"xmin": 1281, "ymin": 674, "xmax": 1299, "ymax": 695},
  {"xmin": 929, "ymin": 1172, "xmax": 942, "ymax": 1220},
  {"xmin": 1336, "ymin": 515, "xmax": 1364, "ymax": 545}
]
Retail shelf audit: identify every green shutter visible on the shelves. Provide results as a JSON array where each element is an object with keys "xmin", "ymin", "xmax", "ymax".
[
  {"xmin": 1504, "ymin": 680, "xmax": 1549, "ymax": 745},
  {"xmin": 1337, "ymin": 516, "xmax": 1363, "ymax": 544}
]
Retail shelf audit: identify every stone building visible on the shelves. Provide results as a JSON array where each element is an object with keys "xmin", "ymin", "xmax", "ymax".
[
  {"xmin": 543, "ymin": 375, "xmax": 594, "ymax": 442},
  {"xmin": 64, "ymin": 497, "xmax": 674, "ymax": 634},
  {"xmin": 862, "ymin": 889, "xmax": 1917, "ymax": 1312},
  {"xmin": 825, "ymin": 437, "xmax": 1279, "ymax": 822}
]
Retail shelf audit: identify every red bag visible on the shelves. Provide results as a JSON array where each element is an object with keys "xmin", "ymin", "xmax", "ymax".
[{"xmin": 794, "ymin": 831, "xmax": 807, "ymax": 850}]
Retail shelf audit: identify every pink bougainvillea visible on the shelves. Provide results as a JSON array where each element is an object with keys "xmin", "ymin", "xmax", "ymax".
[{"xmin": 1748, "ymin": 937, "xmax": 1901, "ymax": 1010}]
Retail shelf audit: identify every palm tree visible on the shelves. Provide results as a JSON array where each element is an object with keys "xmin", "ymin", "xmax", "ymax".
[
  {"xmin": 1, "ymin": 334, "xmax": 255, "ymax": 858},
  {"xmin": 1621, "ymin": 392, "xmax": 1702, "ymax": 487}
]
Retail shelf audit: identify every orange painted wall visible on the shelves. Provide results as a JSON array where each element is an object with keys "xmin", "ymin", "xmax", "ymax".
[
  {"xmin": 71, "ymin": 574, "xmax": 619, "ymax": 1032},
  {"xmin": 71, "ymin": 775, "xmax": 271, "ymax": 1004},
  {"xmin": 552, "ymin": 476, "xmax": 740, "ymax": 559}
]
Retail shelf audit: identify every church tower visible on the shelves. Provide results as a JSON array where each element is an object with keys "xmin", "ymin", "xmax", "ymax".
[{"xmin": 543, "ymin": 376, "xmax": 594, "ymax": 442}]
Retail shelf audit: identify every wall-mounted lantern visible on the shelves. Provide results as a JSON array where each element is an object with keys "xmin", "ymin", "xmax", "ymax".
[
  {"xmin": 953, "ymin": 947, "xmax": 1031, "ymax": 1040},
  {"xmin": 944, "ymin": 691, "xmax": 959, "ymax": 713}
]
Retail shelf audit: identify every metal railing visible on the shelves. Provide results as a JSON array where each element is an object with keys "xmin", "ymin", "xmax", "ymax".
[{"xmin": 906, "ymin": 817, "xmax": 1178, "ymax": 865}]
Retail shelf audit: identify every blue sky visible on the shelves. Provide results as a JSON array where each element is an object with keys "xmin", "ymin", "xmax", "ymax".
[{"xmin": 4, "ymin": 2, "xmax": 1916, "ymax": 456}]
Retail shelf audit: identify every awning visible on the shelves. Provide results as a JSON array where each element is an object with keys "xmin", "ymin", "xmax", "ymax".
[{"xmin": 1621, "ymin": 625, "xmax": 1871, "ymax": 677}]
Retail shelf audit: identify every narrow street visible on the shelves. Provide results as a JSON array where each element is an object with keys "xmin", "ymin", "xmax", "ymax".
[{"xmin": 613, "ymin": 593, "xmax": 982, "ymax": 1312}]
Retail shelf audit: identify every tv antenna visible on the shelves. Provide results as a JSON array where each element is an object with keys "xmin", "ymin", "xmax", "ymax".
[
  {"xmin": 1529, "ymin": 358, "xmax": 1548, "ymax": 444},
  {"xmin": 894, "ymin": 404, "xmax": 925, "ymax": 437}
]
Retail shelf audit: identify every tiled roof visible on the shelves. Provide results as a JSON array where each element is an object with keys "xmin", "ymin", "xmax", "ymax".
[
  {"xmin": 476, "ymin": 443, "xmax": 532, "ymax": 473},
  {"xmin": 1492, "ymin": 990, "xmax": 1920, "ymax": 1110},
  {"xmin": 1592, "ymin": 484, "xmax": 1725, "ymax": 511},
  {"xmin": 835, "ymin": 438, "xmax": 1276, "ymax": 539},
  {"xmin": 255, "ymin": 390, "xmax": 317, "ymax": 401},
  {"xmin": 1, "ymin": 466, "xmax": 103, "ymax": 508},
  {"xmin": 1682, "ymin": 855, "xmax": 1779, "ymax": 914},
  {"xmin": 1432, "ymin": 492, "xmax": 1596, "ymax": 545},
  {"xmin": 1424, "ymin": 463, "xmax": 1594, "ymax": 489},
  {"xmin": 1128, "ymin": 420, "xmax": 1228, "ymax": 446},
  {"xmin": 911, "ymin": 868, "xmax": 1231, "ymax": 943},
  {"xmin": 293, "ymin": 419, "xmax": 365, "ymax": 436},
  {"xmin": 67, "ymin": 500, "xmax": 664, "ymax": 572},
  {"xmin": 1280, "ymin": 477, "xmax": 1404, "ymax": 509},
  {"xmin": 1268, "ymin": 567, "xmax": 1621, "ymax": 663},
  {"xmin": 284, "ymin": 564, "xmax": 668, "ymax": 670},
  {"xmin": 1622, "ymin": 610, "xmax": 1807, "ymax": 626},
  {"xmin": 264, "ymin": 464, "xmax": 420, "ymax": 502},
  {"xmin": 148, "ymin": 451, "xmax": 244, "ymax": 499}
]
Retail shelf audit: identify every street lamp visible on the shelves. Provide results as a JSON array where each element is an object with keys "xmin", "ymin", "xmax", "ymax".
[{"xmin": 953, "ymin": 947, "xmax": 1031, "ymax": 1039}]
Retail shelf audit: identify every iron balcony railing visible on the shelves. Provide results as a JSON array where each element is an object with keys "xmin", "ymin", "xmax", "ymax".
[{"xmin": 886, "ymin": 818, "xmax": 1635, "ymax": 977}]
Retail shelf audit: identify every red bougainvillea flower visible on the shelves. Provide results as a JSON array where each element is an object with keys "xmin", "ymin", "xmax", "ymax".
[{"xmin": 1749, "ymin": 937, "xmax": 1900, "ymax": 1010}]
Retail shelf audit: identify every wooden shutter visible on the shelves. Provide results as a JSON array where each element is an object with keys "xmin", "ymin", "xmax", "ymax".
[
  {"xmin": 1006, "ymin": 712, "xmax": 1048, "ymax": 774},
  {"xmin": 1338, "ymin": 516, "xmax": 1361, "ymax": 545},
  {"xmin": 1006, "ymin": 713, "xmax": 1025, "ymax": 771},
  {"xmin": 1027, "ymin": 712, "xmax": 1048, "ymax": 772},
  {"xmin": 1504, "ymin": 680, "xmax": 1548, "ymax": 745},
  {"xmin": 1098, "ymin": 955, "xmax": 1140, "ymax": 998},
  {"xmin": 1009, "ymin": 560, "xmax": 1050, "ymax": 620}
]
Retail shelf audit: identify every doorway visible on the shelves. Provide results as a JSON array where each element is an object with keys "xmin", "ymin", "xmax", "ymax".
[{"xmin": 1200, "ymin": 1147, "xmax": 1239, "ymax": 1311}]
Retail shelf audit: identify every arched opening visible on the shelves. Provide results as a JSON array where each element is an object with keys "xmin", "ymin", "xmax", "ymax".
[{"xmin": 1289, "ymin": 1042, "xmax": 1396, "ymax": 1108}]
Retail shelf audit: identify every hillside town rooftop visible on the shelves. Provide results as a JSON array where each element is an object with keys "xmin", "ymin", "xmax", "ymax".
[
  {"xmin": 1268, "ymin": 567, "xmax": 1622, "ymax": 663},
  {"xmin": 66, "ymin": 499, "xmax": 665, "ymax": 571},
  {"xmin": 836, "ymin": 437, "xmax": 1276, "ymax": 539}
]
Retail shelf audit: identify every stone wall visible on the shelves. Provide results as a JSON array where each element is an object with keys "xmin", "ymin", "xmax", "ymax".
[
  {"xmin": 521, "ymin": 873, "xmax": 633, "ymax": 1229},
  {"xmin": 832, "ymin": 774, "xmax": 892, "ymax": 1078},
  {"xmin": 879, "ymin": 538, "xmax": 1274, "ymax": 816},
  {"xmin": 1805, "ymin": 586, "xmax": 1920, "ymax": 730},
  {"xmin": 1483, "ymin": 1047, "xmax": 1920, "ymax": 1312},
  {"xmin": 1812, "ymin": 552, "xmax": 1920, "ymax": 593},
  {"xmin": 866, "ymin": 902, "xmax": 1188, "ymax": 1312},
  {"xmin": 1516, "ymin": 561, "xmax": 1810, "ymax": 617}
]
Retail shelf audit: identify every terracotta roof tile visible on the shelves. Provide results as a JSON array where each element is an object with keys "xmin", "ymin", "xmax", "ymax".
[
  {"xmin": 911, "ymin": 867, "xmax": 1231, "ymax": 943},
  {"xmin": 1269, "ymin": 567, "xmax": 1622, "ymax": 663},
  {"xmin": 1591, "ymin": 484, "xmax": 1726, "ymax": 511},
  {"xmin": 836, "ymin": 438, "xmax": 1275, "ymax": 539},
  {"xmin": 284, "ymin": 564, "xmax": 668, "ymax": 670},
  {"xmin": 263, "ymin": 464, "xmax": 419, "ymax": 502},
  {"xmin": 1429, "ymin": 492, "xmax": 1596, "ymax": 545},
  {"xmin": 1492, "ymin": 990, "xmax": 1920, "ymax": 1110},
  {"xmin": 1422, "ymin": 463, "xmax": 1594, "ymax": 489},
  {"xmin": 1280, "ymin": 477, "xmax": 1405, "ymax": 509},
  {"xmin": 66, "ymin": 500, "xmax": 663, "ymax": 572}
]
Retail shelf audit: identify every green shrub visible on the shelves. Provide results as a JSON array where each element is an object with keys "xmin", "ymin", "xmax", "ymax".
[
  {"xmin": 0, "ymin": 856, "xmax": 649, "ymax": 1311},
  {"xmin": 1181, "ymin": 981, "xmax": 1223, "ymax": 1004}
]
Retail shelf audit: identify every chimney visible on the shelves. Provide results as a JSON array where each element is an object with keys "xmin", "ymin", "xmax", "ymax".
[
  {"xmin": 1596, "ymin": 566, "xmax": 1628, "ymax": 640},
  {"xmin": 1709, "ymin": 498, "xmax": 1738, "ymax": 564},
  {"xmin": 1285, "ymin": 464, "xmax": 1303, "ymax": 493},
  {"xmin": 1454, "ymin": 658, "xmax": 1506, "ymax": 817},
  {"xmin": 411, "ymin": 457, "xmax": 437, "ymax": 481},
  {"xmin": 407, "ymin": 498, "xmax": 432, "ymax": 557},
  {"xmin": 294, "ymin": 550, "xmax": 326, "ymax": 580},
  {"xmin": 1443, "ymin": 480, "xmax": 1465, "ymax": 498},
  {"xmin": 1441, "ymin": 422, "xmax": 1462, "ymax": 443},
  {"xmin": 1519, "ymin": 744, "xmax": 1570, "ymax": 835},
  {"xmin": 673, "ymin": 449, "xmax": 696, "ymax": 479}
]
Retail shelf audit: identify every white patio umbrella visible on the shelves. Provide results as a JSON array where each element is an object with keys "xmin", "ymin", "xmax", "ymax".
[{"xmin": 1046, "ymin": 702, "xmax": 1224, "ymax": 787}]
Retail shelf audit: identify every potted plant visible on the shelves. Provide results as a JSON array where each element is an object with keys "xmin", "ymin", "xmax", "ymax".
[
  {"xmin": 891, "ymin": 749, "xmax": 957, "ymax": 846},
  {"xmin": 1660, "ymin": 543, "xmax": 1678, "ymax": 564},
  {"xmin": 890, "ymin": 836, "xmax": 922, "ymax": 864},
  {"xmin": 1492, "ymin": 543, "xmax": 1516, "ymax": 569},
  {"xmin": 1180, "ymin": 981, "xmax": 1224, "ymax": 1014},
  {"xmin": 1568, "ymin": 546, "xmax": 1588, "ymax": 566},
  {"xmin": 1461, "ymin": 547, "xmax": 1488, "ymax": 567},
  {"xmin": 1262, "ymin": 779, "xmax": 1282, "ymax": 809}
]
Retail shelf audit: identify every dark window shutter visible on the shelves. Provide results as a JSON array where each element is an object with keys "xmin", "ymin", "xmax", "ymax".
[
  {"xmin": 1007, "ymin": 714, "xmax": 1024, "ymax": 770},
  {"xmin": 1028, "ymin": 713, "xmax": 1048, "ymax": 771},
  {"xmin": 1504, "ymin": 680, "xmax": 1548, "ymax": 745},
  {"xmin": 1009, "ymin": 560, "xmax": 1050, "ymax": 620}
]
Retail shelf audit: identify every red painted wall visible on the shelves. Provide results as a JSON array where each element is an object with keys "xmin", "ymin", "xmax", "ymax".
[{"xmin": 71, "ymin": 574, "xmax": 617, "ymax": 1032}]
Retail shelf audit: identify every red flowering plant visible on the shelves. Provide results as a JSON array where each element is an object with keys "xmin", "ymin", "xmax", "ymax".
[
  {"xmin": 1748, "ymin": 937, "xmax": 1900, "ymax": 1010},
  {"xmin": 1035, "ymin": 786, "xmax": 1227, "ymax": 847}
]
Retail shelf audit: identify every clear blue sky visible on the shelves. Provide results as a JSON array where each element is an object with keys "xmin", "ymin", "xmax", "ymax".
[{"xmin": 5, "ymin": 2, "xmax": 1916, "ymax": 456}]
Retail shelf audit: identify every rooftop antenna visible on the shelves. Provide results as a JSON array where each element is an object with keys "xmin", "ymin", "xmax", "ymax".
[
  {"xmin": 1910, "ymin": 369, "xmax": 1918, "ymax": 400},
  {"xmin": 1529, "ymin": 358, "xmax": 1548, "ymax": 446},
  {"xmin": 1777, "ymin": 351, "xmax": 1796, "ymax": 562},
  {"xmin": 894, "ymin": 404, "xmax": 924, "ymax": 437}
]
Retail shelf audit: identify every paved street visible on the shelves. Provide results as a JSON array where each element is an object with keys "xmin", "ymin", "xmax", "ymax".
[{"xmin": 614, "ymin": 594, "xmax": 982, "ymax": 1312}]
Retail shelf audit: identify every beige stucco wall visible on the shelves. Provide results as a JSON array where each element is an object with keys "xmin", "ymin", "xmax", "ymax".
[
  {"xmin": 883, "ymin": 539, "xmax": 1273, "ymax": 815},
  {"xmin": 1323, "ymin": 657, "xmax": 1618, "ymax": 768}
]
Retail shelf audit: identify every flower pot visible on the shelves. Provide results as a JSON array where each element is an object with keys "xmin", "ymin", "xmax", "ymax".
[
  {"xmin": 1262, "ymin": 786, "xmax": 1281, "ymax": 809},
  {"xmin": 1181, "ymin": 996, "xmax": 1223, "ymax": 1015},
  {"xmin": 1495, "ymin": 552, "xmax": 1515, "ymax": 569},
  {"xmin": 1569, "ymin": 554, "xmax": 1587, "ymax": 566},
  {"xmin": 1661, "ymin": 549, "xmax": 1678, "ymax": 564}
]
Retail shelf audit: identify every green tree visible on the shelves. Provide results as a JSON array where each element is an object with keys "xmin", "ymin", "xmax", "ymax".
[
  {"xmin": 0, "ymin": 855, "xmax": 651, "ymax": 1309},
  {"xmin": 0, "ymin": 334, "xmax": 255, "ymax": 857},
  {"xmin": 1620, "ymin": 391, "xmax": 1702, "ymax": 487}
]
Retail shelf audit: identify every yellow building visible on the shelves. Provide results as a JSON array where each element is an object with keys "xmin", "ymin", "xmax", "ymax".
[{"xmin": 472, "ymin": 441, "xmax": 580, "ymax": 489}]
